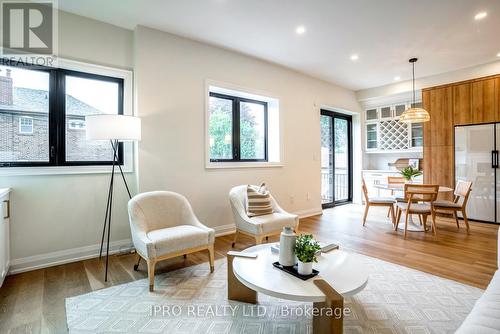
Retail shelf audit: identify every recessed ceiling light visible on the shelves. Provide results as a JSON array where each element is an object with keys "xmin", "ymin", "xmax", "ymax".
[
  {"xmin": 474, "ymin": 11, "xmax": 488, "ymax": 20},
  {"xmin": 295, "ymin": 25, "xmax": 306, "ymax": 35},
  {"xmin": 394, "ymin": 76, "xmax": 401, "ymax": 81},
  {"xmin": 350, "ymin": 54, "xmax": 359, "ymax": 61},
  {"xmin": 497, "ymin": 52, "xmax": 500, "ymax": 58}
]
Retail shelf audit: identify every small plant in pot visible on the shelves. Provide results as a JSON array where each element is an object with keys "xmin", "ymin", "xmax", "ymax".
[
  {"xmin": 399, "ymin": 166, "xmax": 422, "ymax": 183},
  {"xmin": 294, "ymin": 234, "xmax": 321, "ymax": 275}
]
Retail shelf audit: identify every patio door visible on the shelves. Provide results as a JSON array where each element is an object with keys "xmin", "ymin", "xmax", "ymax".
[{"xmin": 320, "ymin": 110, "xmax": 353, "ymax": 208}]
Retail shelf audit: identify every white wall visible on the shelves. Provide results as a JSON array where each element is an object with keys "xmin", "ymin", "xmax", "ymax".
[
  {"xmin": 134, "ymin": 26, "xmax": 363, "ymax": 230},
  {"xmin": 0, "ymin": 11, "xmax": 136, "ymax": 273}
]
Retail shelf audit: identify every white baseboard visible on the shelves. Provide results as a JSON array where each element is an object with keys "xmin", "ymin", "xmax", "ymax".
[
  {"xmin": 214, "ymin": 224, "xmax": 236, "ymax": 237},
  {"xmin": 7, "ymin": 208, "xmax": 323, "ymax": 275},
  {"xmin": 8, "ymin": 239, "xmax": 134, "ymax": 275},
  {"xmin": 294, "ymin": 207, "xmax": 323, "ymax": 219}
]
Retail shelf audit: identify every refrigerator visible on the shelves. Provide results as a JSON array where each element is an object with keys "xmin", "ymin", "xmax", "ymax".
[{"xmin": 455, "ymin": 124, "xmax": 499, "ymax": 224}]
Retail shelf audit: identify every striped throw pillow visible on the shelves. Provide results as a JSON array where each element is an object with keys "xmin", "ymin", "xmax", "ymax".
[{"xmin": 247, "ymin": 183, "xmax": 274, "ymax": 217}]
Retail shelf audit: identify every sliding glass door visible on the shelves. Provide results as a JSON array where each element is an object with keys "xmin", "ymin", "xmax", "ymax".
[{"xmin": 320, "ymin": 110, "xmax": 353, "ymax": 208}]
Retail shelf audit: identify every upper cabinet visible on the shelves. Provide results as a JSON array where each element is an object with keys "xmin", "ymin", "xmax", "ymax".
[
  {"xmin": 472, "ymin": 78, "xmax": 498, "ymax": 124},
  {"xmin": 364, "ymin": 102, "xmax": 423, "ymax": 152}
]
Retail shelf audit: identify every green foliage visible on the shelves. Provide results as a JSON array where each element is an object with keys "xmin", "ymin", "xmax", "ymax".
[
  {"xmin": 399, "ymin": 166, "xmax": 422, "ymax": 181},
  {"xmin": 320, "ymin": 116, "xmax": 347, "ymax": 153},
  {"xmin": 209, "ymin": 98, "xmax": 261, "ymax": 159},
  {"xmin": 294, "ymin": 234, "xmax": 321, "ymax": 263}
]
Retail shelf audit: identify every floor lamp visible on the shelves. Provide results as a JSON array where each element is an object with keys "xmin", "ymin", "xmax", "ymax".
[{"xmin": 86, "ymin": 114, "xmax": 141, "ymax": 281}]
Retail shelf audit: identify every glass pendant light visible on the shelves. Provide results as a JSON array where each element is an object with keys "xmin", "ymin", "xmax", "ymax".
[{"xmin": 400, "ymin": 58, "xmax": 430, "ymax": 123}]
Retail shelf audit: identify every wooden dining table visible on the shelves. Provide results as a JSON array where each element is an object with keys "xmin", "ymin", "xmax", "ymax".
[{"xmin": 373, "ymin": 183, "xmax": 454, "ymax": 232}]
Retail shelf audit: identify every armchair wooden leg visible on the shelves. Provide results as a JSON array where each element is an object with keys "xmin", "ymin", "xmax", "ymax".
[
  {"xmin": 362, "ymin": 204, "xmax": 369, "ymax": 226},
  {"xmin": 423, "ymin": 214, "xmax": 428, "ymax": 231},
  {"xmin": 394, "ymin": 209, "xmax": 402, "ymax": 231},
  {"xmin": 431, "ymin": 210, "xmax": 438, "ymax": 236},
  {"xmin": 133, "ymin": 255, "xmax": 141, "ymax": 271},
  {"xmin": 389, "ymin": 205, "xmax": 395, "ymax": 227},
  {"xmin": 208, "ymin": 245, "xmax": 215, "ymax": 273},
  {"xmin": 232, "ymin": 231, "xmax": 239, "ymax": 248},
  {"xmin": 147, "ymin": 259, "xmax": 156, "ymax": 292}
]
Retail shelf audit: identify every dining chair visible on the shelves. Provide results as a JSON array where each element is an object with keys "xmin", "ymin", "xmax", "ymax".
[
  {"xmin": 432, "ymin": 180, "xmax": 473, "ymax": 232},
  {"xmin": 362, "ymin": 179, "xmax": 396, "ymax": 227},
  {"xmin": 387, "ymin": 176, "xmax": 406, "ymax": 217},
  {"xmin": 395, "ymin": 184, "xmax": 439, "ymax": 239}
]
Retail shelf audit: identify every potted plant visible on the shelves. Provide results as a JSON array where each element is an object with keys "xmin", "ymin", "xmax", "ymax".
[
  {"xmin": 399, "ymin": 166, "xmax": 423, "ymax": 183},
  {"xmin": 294, "ymin": 234, "xmax": 321, "ymax": 275}
]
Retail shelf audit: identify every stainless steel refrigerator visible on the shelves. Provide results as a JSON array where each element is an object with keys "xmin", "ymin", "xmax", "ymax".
[{"xmin": 455, "ymin": 124, "xmax": 499, "ymax": 224}]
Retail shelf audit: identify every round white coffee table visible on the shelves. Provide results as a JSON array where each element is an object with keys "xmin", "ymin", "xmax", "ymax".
[{"xmin": 231, "ymin": 244, "xmax": 368, "ymax": 303}]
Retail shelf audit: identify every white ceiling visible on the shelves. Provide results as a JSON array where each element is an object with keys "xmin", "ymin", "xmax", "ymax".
[{"xmin": 58, "ymin": 0, "xmax": 500, "ymax": 91}]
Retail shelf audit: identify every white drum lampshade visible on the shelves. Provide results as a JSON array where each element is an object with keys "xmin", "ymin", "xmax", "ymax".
[{"xmin": 86, "ymin": 114, "xmax": 141, "ymax": 141}]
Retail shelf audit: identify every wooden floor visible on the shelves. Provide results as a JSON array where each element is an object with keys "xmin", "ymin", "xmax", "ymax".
[{"xmin": 0, "ymin": 204, "xmax": 498, "ymax": 333}]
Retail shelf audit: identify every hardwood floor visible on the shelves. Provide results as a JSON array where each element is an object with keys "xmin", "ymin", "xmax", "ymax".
[{"xmin": 0, "ymin": 204, "xmax": 497, "ymax": 333}]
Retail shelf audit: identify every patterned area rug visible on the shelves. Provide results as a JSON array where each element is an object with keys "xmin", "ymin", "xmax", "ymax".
[{"xmin": 66, "ymin": 252, "xmax": 483, "ymax": 333}]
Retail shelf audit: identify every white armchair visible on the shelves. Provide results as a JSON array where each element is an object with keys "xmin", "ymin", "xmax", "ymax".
[
  {"xmin": 128, "ymin": 191, "xmax": 215, "ymax": 291},
  {"xmin": 229, "ymin": 185, "xmax": 299, "ymax": 247}
]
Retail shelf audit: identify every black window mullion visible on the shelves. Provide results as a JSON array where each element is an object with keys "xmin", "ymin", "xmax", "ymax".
[
  {"xmin": 234, "ymin": 97, "xmax": 241, "ymax": 160},
  {"xmin": 48, "ymin": 68, "xmax": 58, "ymax": 166},
  {"xmin": 54, "ymin": 70, "xmax": 66, "ymax": 165}
]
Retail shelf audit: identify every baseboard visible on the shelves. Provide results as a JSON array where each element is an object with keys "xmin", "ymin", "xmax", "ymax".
[
  {"xmin": 294, "ymin": 207, "xmax": 323, "ymax": 219},
  {"xmin": 8, "ymin": 208, "xmax": 323, "ymax": 275},
  {"xmin": 214, "ymin": 224, "xmax": 236, "ymax": 237},
  {"xmin": 8, "ymin": 239, "xmax": 134, "ymax": 275}
]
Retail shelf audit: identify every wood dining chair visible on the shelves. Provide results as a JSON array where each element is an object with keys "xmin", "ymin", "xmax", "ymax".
[
  {"xmin": 362, "ymin": 179, "xmax": 396, "ymax": 227},
  {"xmin": 387, "ymin": 176, "xmax": 406, "ymax": 217},
  {"xmin": 432, "ymin": 180, "xmax": 473, "ymax": 232},
  {"xmin": 395, "ymin": 184, "xmax": 439, "ymax": 239}
]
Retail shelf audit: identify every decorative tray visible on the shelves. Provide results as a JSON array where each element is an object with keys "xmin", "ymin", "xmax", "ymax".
[{"xmin": 272, "ymin": 261, "xmax": 319, "ymax": 281}]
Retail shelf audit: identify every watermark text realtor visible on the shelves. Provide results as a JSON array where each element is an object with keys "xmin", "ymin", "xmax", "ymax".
[{"xmin": 1, "ymin": 0, "xmax": 57, "ymax": 65}]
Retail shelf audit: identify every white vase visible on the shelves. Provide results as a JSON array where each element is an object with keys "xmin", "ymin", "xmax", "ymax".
[
  {"xmin": 279, "ymin": 227, "xmax": 296, "ymax": 267},
  {"xmin": 297, "ymin": 260, "xmax": 313, "ymax": 275}
]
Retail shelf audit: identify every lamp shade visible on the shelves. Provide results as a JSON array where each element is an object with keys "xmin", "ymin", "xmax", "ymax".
[
  {"xmin": 399, "ymin": 107, "xmax": 430, "ymax": 123},
  {"xmin": 86, "ymin": 115, "xmax": 141, "ymax": 141}
]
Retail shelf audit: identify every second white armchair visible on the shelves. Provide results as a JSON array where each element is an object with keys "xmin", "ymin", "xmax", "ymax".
[{"xmin": 229, "ymin": 185, "xmax": 299, "ymax": 247}]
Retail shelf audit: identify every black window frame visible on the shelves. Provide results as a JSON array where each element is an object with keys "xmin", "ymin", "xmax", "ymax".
[
  {"xmin": 209, "ymin": 92, "xmax": 268, "ymax": 162},
  {"xmin": 0, "ymin": 59, "xmax": 124, "ymax": 168}
]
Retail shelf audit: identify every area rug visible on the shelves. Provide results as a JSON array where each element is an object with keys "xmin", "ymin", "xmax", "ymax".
[{"xmin": 66, "ymin": 252, "xmax": 483, "ymax": 333}]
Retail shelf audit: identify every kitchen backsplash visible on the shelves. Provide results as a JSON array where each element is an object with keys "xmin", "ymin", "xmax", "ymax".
[{"xmin": 364, "ymin": 152, "xmax": 423, "ymax": 171}]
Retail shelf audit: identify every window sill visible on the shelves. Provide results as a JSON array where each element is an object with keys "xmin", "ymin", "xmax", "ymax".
[
  {"xmin": 205, "ymin": 162, "xmax": 283, "ymax": 169},
  {"xmin": 0, "ymin": 165, "xmax": 134, "ymax": 177}
]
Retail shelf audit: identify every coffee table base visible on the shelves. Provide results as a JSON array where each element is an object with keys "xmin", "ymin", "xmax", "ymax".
[{"xmin": 227, "ymin": 253, "xmax": 344, "ymax": 334}]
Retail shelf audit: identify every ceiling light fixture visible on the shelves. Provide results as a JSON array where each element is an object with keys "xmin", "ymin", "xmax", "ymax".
[
  {"xmin": 350, "ymin": 54, "xmax": 359, "ymax": 61},
  {"xmin": 394, "ymin": 76, "xmax": 401, "ymax": 81},
  {"xmin": 399, "ymin": 58, "xmax": 430, "ymax": 124},
  {"xmin": 295, "ymin": 25, "xmax": 306, "ymax": 35},
  {"xmin": 474, "ymin": 11, "xmax": 488, "ymax": 20},
  {"xmin": 497, "ymin": 52, "xmax": 500, "ymax": 58}
]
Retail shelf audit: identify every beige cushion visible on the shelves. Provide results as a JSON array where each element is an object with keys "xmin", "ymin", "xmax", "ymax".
[
  {"xmin": 147, "ymin": 225, "xmax": 213, "ymax": 257},
  {"xmin": 433, "ymin": 200, "xmax": 462, "ymax": 209},
  {"xmin": 247, "ymin": 183, "xmax": 274, "ymax": 217},
  {"xmin": 368, "ymin": 197, "xmax": 395, "ymax": 204},
  {"xmin": 249, "ymin": 212, "xmax": 298, "ymax": 234},
  {"xmin": 396, "ymin": 202, "xmax": 431, "ymax": 213}
]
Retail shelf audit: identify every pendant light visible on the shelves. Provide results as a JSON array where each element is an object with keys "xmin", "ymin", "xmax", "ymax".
[{"xmin": 399, "ymin": 58, "xmax": 430, "ymax": 123}]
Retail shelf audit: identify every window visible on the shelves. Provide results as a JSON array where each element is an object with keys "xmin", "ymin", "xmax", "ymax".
[
  {"xmin": 209, "ymin": 92, "xmax": 268, "ymax": 162},
  {"xmin": 68, "ymin": 119, "xmax": 86, "ymax": 130},
  {"xmin": 19, "ymin": 117, "xmax": 33, "ymax": 134},
  {"xmin": 0, "ymin": 60, "xmax": 124, "ymax": 167}
]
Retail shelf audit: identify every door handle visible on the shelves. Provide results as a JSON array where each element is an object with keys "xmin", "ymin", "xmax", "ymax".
[
  {"xmin": 495, "ymin": 151, "xmax": 499, "ymax": 169},
  {"xmin": 3, "ymin": 200, "xmax": 9, "ymax": 219}
]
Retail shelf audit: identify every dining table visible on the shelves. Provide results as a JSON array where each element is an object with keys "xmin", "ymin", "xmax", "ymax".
[{"xmin": 373, "ymin": 183, "xmax": 454, "ymax": 232}]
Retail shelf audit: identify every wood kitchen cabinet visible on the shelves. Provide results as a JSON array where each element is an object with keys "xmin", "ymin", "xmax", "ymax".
[
  {"xmin": 423, "ymin": 86, "xmax": 453, "ymax": 147},
  {"xmin": 453, "ymin": 82, "xmax": 472, "ymax": 125},
  {"xmin": 472, "ymin": 77, "xmax": 498, "ymax": 124}
]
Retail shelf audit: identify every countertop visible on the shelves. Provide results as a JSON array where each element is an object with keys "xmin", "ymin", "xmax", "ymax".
[{"xmin": 0, "ymin": 188, "xmax": 11, "ymax": 197}]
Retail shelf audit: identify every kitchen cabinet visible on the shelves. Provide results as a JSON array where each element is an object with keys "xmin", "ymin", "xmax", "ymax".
[
  {"xmin": 0, "ymin": 189, "xmax": 10, "ymax": 287},
  {"xmin": 472, "ymin": 78, "xmax": 498, "ymax": 124},
  {"xmin": 453, "ymin": 82, "xmax": 472, "ymax": 125}
]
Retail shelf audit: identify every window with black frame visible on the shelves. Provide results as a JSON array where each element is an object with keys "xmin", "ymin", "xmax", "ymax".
[
  {"xmin": 208, "ymin": 92, "xmax": 268, "ymax": 162},
  {"xmin": 0, "ymin": 61, "xmax": 124, "ymax": 167}
]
